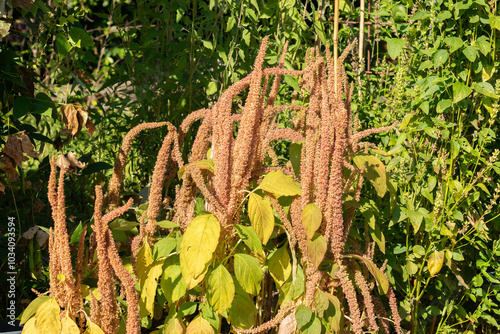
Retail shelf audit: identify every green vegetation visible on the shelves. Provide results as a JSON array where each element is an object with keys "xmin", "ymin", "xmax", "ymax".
[{"xmin": 1, "ymin": 0, "xmax": 499, "ymax": 333}]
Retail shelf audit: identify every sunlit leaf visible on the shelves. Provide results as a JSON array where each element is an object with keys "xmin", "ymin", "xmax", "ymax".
[
  {"xmin": 207, "ymin": 264, "xmax": 235, "ymax": 313},
  {"xmin": 140, "ymin": 259, "xmax": 165, "ymax": 317},
  {"xmin": 234, "ymin": 224, "xmax": 263, "ymax": 255},
  {"xmin": 186, "ymin": 315, "xmax": 214, "ymax": 334},
  {"xmin": 60, "ymin": 316, "xmax": 80, "ymax": 334},
  {"xmin": 228, "ymin": 282, "xmax": 257, "ymax": 330},
  {"xmin": 301, "ymin": 203, "xmax": 322, "ymax": 239},
  {"xmin": 248, "ymin": 193, "xmax": 274, "ymax": 245},
  {"xmin": 21, "ymin": 317, "xmax": 39, "ymax": 334},
  {"xmin": 258, "ymin": 170, "xmax": 302, "ymax": 197},
  {"xmin": 353, "ymin": 154, "xmax": 387, "ymax": 197},
  {"xmin": 164, "ymin": 318, "xmax": 186, "ymax": 334},
  {"xmin": 386, "ymin": 38, "xmax": 406, "ymax": 59},
  {"xmin": 268, "ymin": 246, "xmax": 291, "ymax": 285},
  {"xmin": 306, "ymin": 233, "xmax": 327, "ymax": 268},
  {"xmin": 345, "ymin": 254, "xmax": 389, "ymax": 295},
  {"xmin": 20, "ymin": 296, "xmax": 50, "ymax": 325},
  {"xmin": 428, "ymin": 250, "xmax": 444, "ymax": 277},
  {"xmin": 234, "ymin": 253, "xmax": 263, "ymax": 295},
  {"xmin": 180, "ymin": 214, "xmax": 220, "ymax": 289},
  {"xmin": 34, "ymin": 298, "xmax": 61, "ymax": 334},
  {"xmin": 83, "ymin": 321, "xmax": 105, "ymax": 334}
]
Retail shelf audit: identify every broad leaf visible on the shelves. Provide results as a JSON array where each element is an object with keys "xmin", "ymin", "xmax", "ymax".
[
  {"xmin": 386, "ymin": 38, "xmax": 406, "ymax": 59},
  {"xmin": 35, "ymin": 298, "xmax": 61, "ymax": 334},
  {"xmin": 258, "ymin": 170, "xmax": 302, "ymax": 197},
  {"xmin": 234, "ymin": 253, "xmax": 263, "ymax": 295},
  {"xmin": 164, "ymin": 318, "xmax": 186, "ymax": 334},
  {"xmin": 352, "ymin": 154, "xmax": 387, "ymax": 197},
  {"xmin": 180, "ymin": 214, "xmax": 220, "ymax": 289},
  {"xmin": 295, "ymin": 305, "xmax": 313, "ymax": 329},
  {"xmin": 306, "ymin": 233, "xmax": 327, "ymax": 268},
  {"xmin": 140, "ymin": 259, "xmax": 165, "ymax": 317},
  {"xmin": 161, "ymin": 255, "xmax": 187, "ymax": 304},
  {"xmin": 186, "ymin": 315, "xmax": 215, "ymax": 334},
  {"xmin": 248, "ymin": 193, "xmax": 274, "ymax": 245},
  {"xmin": 234, "ymin": 224, "xmax": 263, "ymax": 255},
  {"xmin": 268, "ymin": 246, "xmax": 291, "ymax": 285},
  {"xmin": 473, "ymin": 82, "xmax": 498, "ymax": 99},
  {"xmin": 301, "ymin": 203, "xmax": 322, "ymax": 239},
  {"xmin": 433, "ymin": 49, "xmax": 449, "ymax": 67},
  {"xmin": 228, "ymin": 283, "xmax": 258, "ymax": 329},
  {"xmin": 136, "ymin": 242, "xmax": 153, "ymax": 281},
  {"xmin": 428, "ymin": 250, "xmax": 444, "ymax": 277},
  {"xmin": 444, "ymin": 37, "xmax": 463, "ymax": 53},
  {"xmin": 60, "ymin": 316, "xmax": 80, "ymax": 334},
  {"xmin": 20, "ymin": 296, "xmax": 50, "ymax": 324},
  {"xmin": 453, "ymin": 82, "xmax": 472, "ymax": 103},
  {"xmin": 207, "ymin": 264, "xmax": 235, "ymax": 313},
  {"xmin": 83, "ymin": 321, "xmax": 106, "ymax": 334},
  {"xmin": 153, "ymin": 236, "xmax": 177, "ymax": 260}
]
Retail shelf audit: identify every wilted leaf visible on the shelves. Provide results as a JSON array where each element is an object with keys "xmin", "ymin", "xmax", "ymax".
[
  {"xmin": 345, "ymin": 254, "xmax": 389, "ymax": 295},
  {"xmin": 185, "ymin": 315, "xmax": 214, "ymax": 334},
  {"xmin": 248, "ymin": 193, "xmax": 274, "ymax": 245},
  {"xmin": 60, "ymin": 104, "xmax": 95, "ymax": 137},
  {"xmin": 258, "ymin": 170, "xmax": 302, "ymax": 197},
  {"xmin": 301, "ymin": 203, "xmax": 322, "ymax": 239},
  {"xmin": 34, "ymin": 298, "xmax": 61, "ymax": 334},
  {"xmin": 207, "ymin": 264, "xmax": 235, "ymax": 313},
  {"xmin": 428, "ymin": 250, "xmax": 444, "ymax": 277},
  {"xmin": 180, "ymin": 214, "xmax": 220, "ymax": 289},
  {"xmin": 306, "ymin": 233, "xmax": 327, "ymax": 268},
  {"xmin": 234, "ymin": 253, "xmax": 263, "ymax": 295},
  {"xmin": 0, "ymin": 156, "xmax": 18, "ymax": 181},
  {"xmin": 56, "ymin": 152, "xmax": 86, "ymax": 174},
  {"xmin": 3, "ymin": 133, "xmax": 28, "ymax": 167}
]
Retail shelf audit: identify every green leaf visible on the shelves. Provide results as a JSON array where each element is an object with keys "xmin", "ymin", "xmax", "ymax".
[
  {"xmin": 295, "ymin": 305, "xmax": 313, "ymax": 329},
  {"xmin": 258, "ymin": 170, "xmax": 302, "ymax": 197},
  {"xmin": 153, "ymin": 236, "xmax": 177, "ymax": 259},
  {"xmin": 352, "ymin": 154, "xmax": 387, "ymax": 197},
  {"xmin": 289, "ymin": 142, "xmax": 303, "ymax": 178},
  {"xmin": 206, "ymin": 82, "xmax": 217, "ymax": 95},
  {"xmin": 306, "ymin": 233, "xmax": 327, "ymax": 268},
  {"xmin": 268, "ymin": 245, "xmax": 291, "ymax": 285},
  {"xmin": 437, "ymin": 10, "xmax": 452, "ymax": 21},
  {"xmin": 33, "ymin": 92, "xmax": 54, "ymax": 115},
  {"xmin": 69, "ymin": 27, "xmax": 95, "ymax": 48},
  {"xmin": 386, "ymin": 38, "xmax": 406, "ymax": 59},
  {"xmin": 490, "ymin": 14, "xmax": 500, "ymax": 30},
  {"xmin": 180, "ymin": 214, "xmax": 221, "ymax": 289},
  {"xmin": 436, "ymin": 99, "xmax": 452, "ymax": 114},
  {"xmin": 301, "ymin": 203, "xmax": 322, "ymax": 239},
  {"xmin": 453, "ymin": 82, "xmax": 472, "ymax": 103},
  {"xmin": 408, "ymin": 209, "xmax": 424, "ymax": 233},
  {"xmin": 207, "ymin": 264, "xmax": 235, "ymax": 313},
  {"xmin": 228, "ymin": 282, "xmax": 257, "ymax": 329},
  {"xmin": 434, "ymin": 49, "xmax": 449, "ymax": 68},
  {"xmin": 69, "ymin": 222, "xmax": 84, "ymax": 245},
  {"xmin": 428, "ymin": 250, "xmax": 444, "ymax": 277},
  {"xmin": 280, "ymin": 264, "xmax": 305, "ymax": 304},
  {"xmin": 20, "ymin": 296, "xmax": 51, "ymax": 324},
  {"xmin": 473, "ymin": 82, "xmax": 498, "ymax": 98},
  {"xmin": 156, "ymin": 220, "xmax": 180, "ymax": 229},
  {"xmin": 476, "ymin": 36, "xmax": 491, "ymax": 56},
  {"xmin": 450, "ymin": 140, "xmax": 460, "ymax": 159},
  {"xmin": 161, "ymin": 255, "xmax": 186, "ymax": 304},
  {"xmin": 186, "ymin": 315, "xmax": 215, "ymax": 334},
  {"xmin": 177, "ymin": 302, "xmax": 198, "ymax": 318},
  {"xmin": 345, "ymin": 254, "xmax": 389, "ymax": 295},
  {"xmin": 324, "ymin": 293, "xmax": 342, "ymax": 332},
  {"xmin": 234, "ymin": 224, "xmax": 263, "ymax": 255},
  {"xmin": 428, "ymin": 176, "xmax": 437, "ymax": 191},
  {"xmin": 444, "ymin": 37, "xmax": 463, "ymax": 53},
  {"xmin": 226, "ymin": 16, "xmax": 236, "ymax": 31},
  {"xmin": 248, "ymin": 193, "xmax": 274, "ymax": 245},
  {"xmin": 462, "ymin": 46, "xmax": 477, "ymax": 62},
  {"xmin": 234, "ymin": 253, "xmax": 263, "ymax": 295},
  {"xmin": 81, "ymin": 162, "xmax": 113, "ymax": 176},
  {"xmin": 109, "ymin": 218, "xmax": 139, "ymax": 231},
  {"xmin": 300, "ymin": 317, "xmax": 321, "ymax": 334},
  {"xmin": 13, "ymin": 96, "xmax": 33, "ymax": 119},
  {"xmin": 56, "ymin": 33, "xmax": 71, "ymax": 58},
  {"xmin": 178, "ymin": 159, "xmax": 215, "ymax": 179}
]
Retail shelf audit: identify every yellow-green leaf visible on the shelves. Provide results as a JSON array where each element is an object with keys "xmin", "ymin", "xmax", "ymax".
[
  {"xmin": 228, "ymin": 283, "xmax": 257, "ymax": 329},
  {"xmin": 207, "ymin": 264, "xmax": 235, "ymax": 313},
  {"xmin": 353, "ymin": 154, "xmax": 387, "ymax": 197},
  {"xmin": 164, "ymin": 318, "xmax": 186, "ymax": 334},
  {"xmin": 268, "ymin": 246, "xmax": 291, "ymax": 286},
  {"xmin": 234, "ymin": 253, "xmax": 263, "ymax": 295},
  {"xmin": 345, "ymin": 254, "xmax": 389, "ymax": 295},
  {"xmin": 140, "ymin": 259, "xmax": 165, "ymax": 317},
  {"xmin": 185, "ymin": 315, "xmax": 215, "ymax": 334},
  {"xmin": 180, "ymin": 214, "xmax": 220, "ymax": 290},
  {"xmin": 161, "ymin": 255, "xmax": 187, "ymax": 304},
  {"xmin": 234, "ymin": 224, "xmax": 263, "ymax": 255},
  {"xmin": 20, "ymin": 296, "xmax": 50, "ymax": 324},
  {"xmin": 34, "ymin": 298, "xmax": 61, "ymax": 334},
  {"xmin": 258, "ymin": 170, "xmax": 302, "ymax": 197},
  {"xmin": 178, "ymin": 159, "xmax": 215, "ymax": 179},
  {"xmin": 21, "ymin": 317, "xmax": 39, "ymax": 334},
  {"xmin": 83, "ymin": 321, "xmax": 105, "ymax": 334},
  {"xmin": 60, "ymin": 316, "xmax": 80, "ymax": 334},
  {"xmin": 428, "ymin": 250, "xmax": 444, "ymax": 277},
  {"xmin": 136, "ymin": 242, "xmax": 153, "ymax": 280},
  {"xmin": 301, "ymin": 203, "xmax": 322, "ymax": 239},
  {"xmin": 307, "ymin": 233, "xmax": 327, "ymax": 268},
  {"xmin": 248, "ymin": 193, "xmax": 274, "ymax": 245}
]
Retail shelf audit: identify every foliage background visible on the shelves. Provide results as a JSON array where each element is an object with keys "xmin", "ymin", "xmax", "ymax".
[{"xmin": 1, "ymin": 0, "xmax": 500, "ymax": 333}]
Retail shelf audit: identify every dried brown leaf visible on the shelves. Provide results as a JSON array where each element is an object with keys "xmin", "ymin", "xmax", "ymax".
[
  {"xmin": 23, "ymin": 226, "xmax": 39, "ymax": 240},
  {"xmin": 56, "ymin": 152, "xmax": 86, "ymax": 174},
  {"xmin": 61, "ymin": 104, "xmax": 90, "ymax": 137},
  {"xmin": 85, "ymin": 118, "xmax": 96, "ymax": 136},
  {"xmin": 20, "ymin": 132, "xmax": 40, "ymax": 158},
  {"xmin": 3, "ymin": 134, "xmax": 27, "ymax": 167},
  {"xmin": 67, "ymin": 152, "xmax": 86, "ymax": 169},
  {"xmin": 56, "ymin": 154, "xmax": 71, "ymax": 173},
  {"xmin": 0, "ymin": 155, "xmax": 18, "ymax": 181},
  {"xmin": 0, "ymin": 181, "xmax": 5, "ymax": 193}
]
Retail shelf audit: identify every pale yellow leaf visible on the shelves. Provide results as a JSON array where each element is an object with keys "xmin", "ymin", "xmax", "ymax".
[
  {"xmin": 248, "ymin": 193, "xmax": 274, "ymax": 245},
  {"xmin": 428, "ymin": 250, "xmax": 444, "ymax": 277},
  {"xmin": 185, "ymin": 315, "xmax": 214, "ymax": 334},
  {"xmin": 306, "ymin": 234, "xmax": 327, "ymax": 268},
  {"xmin": 22, "ymin": 317, "xmax": 39, "ymax": 334},
  {"xmin": 301, "ymin": 203, "xmax": 322, "ymax": 239},
  {"xmin": 83, "ymin": 321, "xmax": 105, "ymax": 334},
  {"xmin": 34, "ymin": 298, "xmax": 61, "ymax": 334},
  {"xmin": 140, "ymin": 259, "xmax": 165, "ymax": 317},
  {"xmin": 258, "ymin": 170, "xmax": 302, "ymax": 197},
  {"xmin": 164, "ymin": 318, "xmax": 186, "ymax": 334},
  {"xmin": 207, "ymin": 264, "xmax": 235, "ymax": 313},
  {"xmin": 60, "ymin": 316, "xmax": 80, "ymax": 334}
]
